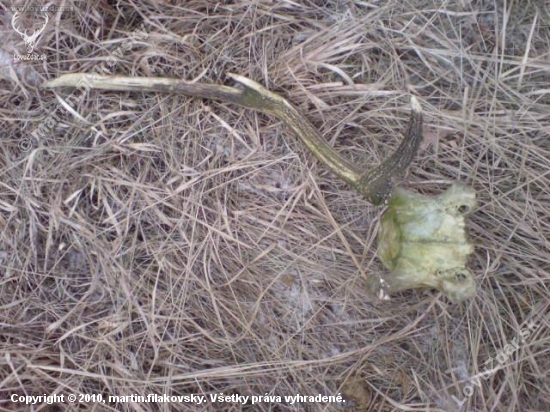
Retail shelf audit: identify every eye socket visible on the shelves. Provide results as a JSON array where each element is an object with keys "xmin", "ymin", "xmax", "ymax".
[
  {"xmin": 436, "ymin": 269, "xmax": 468, "ymax": 282},
  {"xmin": 455, "ymin": 271, "xmax": 467, "ymax": 281},
  {"xmin": 458, "ymin": 204, "xmax": 470, "ymax": 214}
]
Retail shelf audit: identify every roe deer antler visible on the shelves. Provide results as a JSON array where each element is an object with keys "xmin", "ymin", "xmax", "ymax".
[
  {"xmin": 43, "ymin": 73, "xmax": 477, "ymax": 302},
  {"xmin": 43, "ymin": 73, "xmax": 422, "ymax": 205}
]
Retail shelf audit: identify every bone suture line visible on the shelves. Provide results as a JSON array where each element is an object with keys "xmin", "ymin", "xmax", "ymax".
[{"xmin": 43, "ymin": 73, "xmax": 422, "ymax": 205}]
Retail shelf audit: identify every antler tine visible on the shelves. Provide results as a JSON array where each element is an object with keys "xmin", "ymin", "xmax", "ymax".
[
  {"xmin": 11, "ymin": 12, "xmax": 25, "ymax": 37},
  {"xmin": 356, "ymin": 97, "xmax": 423, "ymax": 205},
  {"xmin": 27, "ymin": 13, "xmax": 49, "ymax": 43}
]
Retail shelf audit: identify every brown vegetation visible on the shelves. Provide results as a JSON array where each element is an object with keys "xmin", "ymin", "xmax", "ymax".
[{"xmin": 1, "ymin": 1, "xmax": 549, "ymax": 410}]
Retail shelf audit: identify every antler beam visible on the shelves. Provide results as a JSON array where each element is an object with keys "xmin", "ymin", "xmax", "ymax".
[{"xmin": 43, "ymin": 73, "xmax": 422, "ymax": 205}]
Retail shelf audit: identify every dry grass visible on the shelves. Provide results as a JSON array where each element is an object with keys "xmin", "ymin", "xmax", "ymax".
[{"xmin": 1, "ymin": 1, "xmax": 549, "ymax": 411}]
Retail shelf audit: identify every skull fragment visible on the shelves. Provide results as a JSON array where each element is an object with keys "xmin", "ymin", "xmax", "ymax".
[{"xmin": 368, "ymin": 184, "xmax": 477, "ymax": 302}]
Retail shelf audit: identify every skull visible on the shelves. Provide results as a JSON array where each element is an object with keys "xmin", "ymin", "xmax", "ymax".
[{"xmin": 368, "ymin": 184, "xmax": 477, "ymax": 302}]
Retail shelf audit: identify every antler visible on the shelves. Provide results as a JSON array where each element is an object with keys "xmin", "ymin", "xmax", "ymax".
[
  {"xmin": 11, "ymin": 12, "xmax": 25, "ymax": 37},
  {"xmin": 43, "ymin": 73, "xmax": 422, "ymax": 204},
  {"xmin": 25, "ymin": 13, "xmax": 49, "ymax": 44}
]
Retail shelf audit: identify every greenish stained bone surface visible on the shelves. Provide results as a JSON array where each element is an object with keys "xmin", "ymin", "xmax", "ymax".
[
  {"xmin": 369, "ymin": 184, "xmax": 477, "ymax": 302},
  {"xmin": 43, "ymin": 73, "xmax": 476, "ymax": 301}
]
